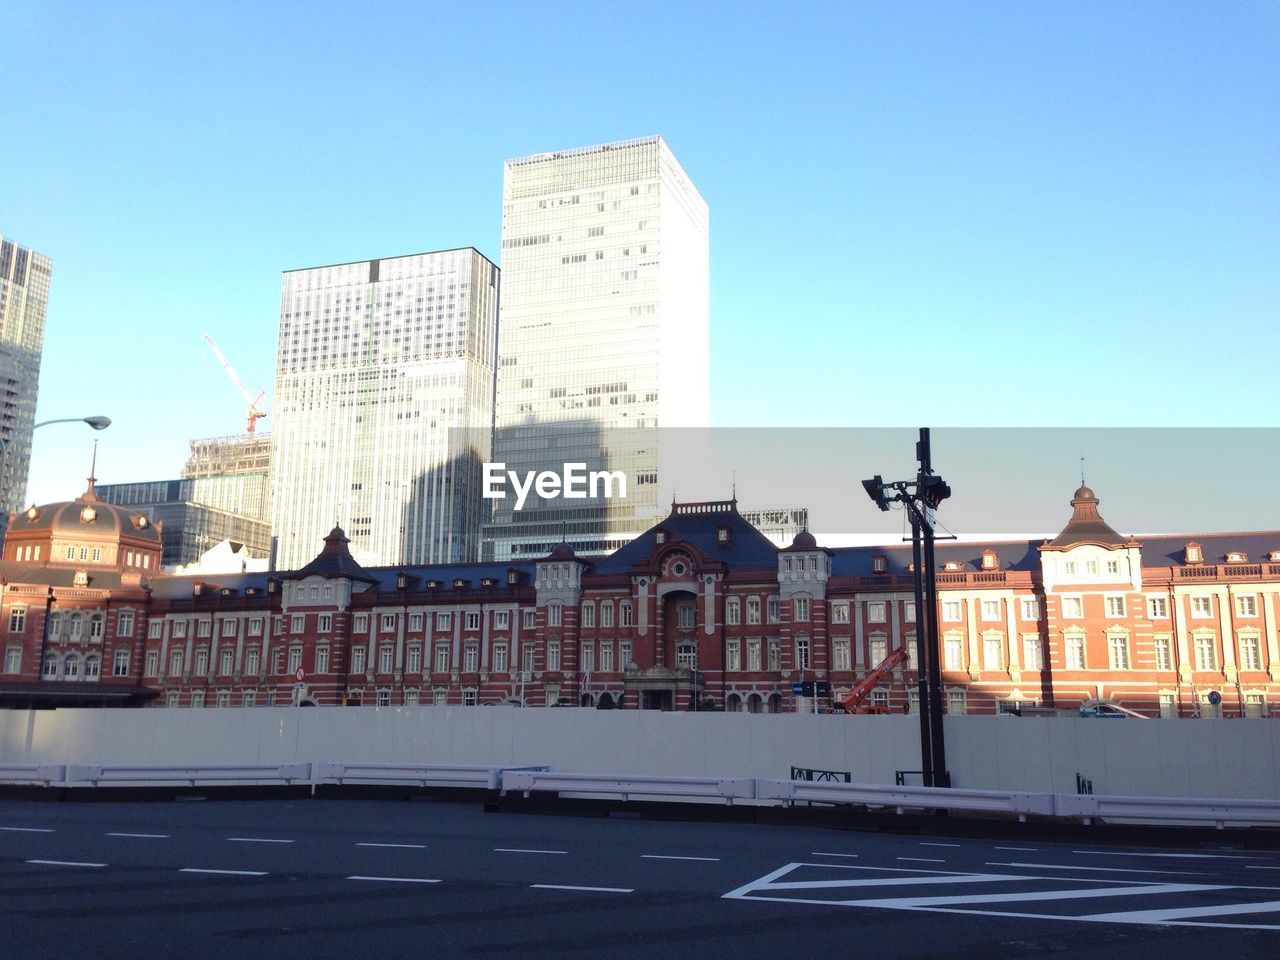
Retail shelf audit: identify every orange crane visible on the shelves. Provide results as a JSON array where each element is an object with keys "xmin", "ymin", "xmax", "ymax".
[
  {"xmin": 203, "ymin": 334, "xmax": 267, "ymax": 433},
  {"xmin": 834, "ymin": 645, "xmax": 909, "ymax": 714}
]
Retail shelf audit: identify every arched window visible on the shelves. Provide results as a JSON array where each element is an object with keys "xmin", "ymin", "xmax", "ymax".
[
  {"xmin": 42, "ymin": 653, "xmax": 59, "ymax": 678},
  {"xmin": 89, "ymin": 614, "xmax": 104, "ymax": 639},
  {"xmin": 726, "ymin": 693, "xmax": 742, "ymax": 712},
  {"xmin": 69, "ymin": 614, "xmax": 83, "ymax": 638},
  {"xmin": 49, "ymin": 613, "xmax": 63, "ymax": 637},
  {"xmin": 84, "ymin": 656, "xmax": 100, "ymax": 681},
  {"xmin": 63, "ymin": 654, "xmax": 79, "ymax": 679},
  {"xmin": 746, "ymin": 693, "xmax": 763, "ymax": 714},
  {"xmin": 677, "ymin": 642, "xmax": 697, "ymax": 668}
]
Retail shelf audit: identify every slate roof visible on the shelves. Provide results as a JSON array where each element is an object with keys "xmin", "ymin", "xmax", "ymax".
[
  {"xmin": 1044, "ymin": 484, "xmax": 1132, "ymax": 549},
  {"xmin": 590, "ymin": 500, "xmax": 780, "ymax": 573},
  {"xmin": 829, "ymin": 540, "xmax": 1044, "ymax": 577},
  {"xmin": 286, "ymin": 526, "xmax": 378, "ymax": 583}
]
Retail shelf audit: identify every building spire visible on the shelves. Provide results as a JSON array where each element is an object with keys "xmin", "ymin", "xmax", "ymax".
[
  {"xmin": 1080, "ymin": 456, "xmax": 1086, "ymax": 487},
  {"xmin": 82, "ymin": 440, "xmax": 101, "ymax": 502}
]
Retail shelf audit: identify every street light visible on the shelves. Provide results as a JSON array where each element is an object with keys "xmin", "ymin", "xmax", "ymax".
[{"xmin": 0, "ymin": 416, "xmax": 112, "ymax": 513}]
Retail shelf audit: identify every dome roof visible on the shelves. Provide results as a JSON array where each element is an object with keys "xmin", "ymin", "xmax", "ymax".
[
  {"xmin": 7, "ymin": 484, "xmax": 161, "ymax": 544},
  {"xmin": 790, "ymin": 529, "xmax": 818, "ymax": 550},
  {"xmin": 548, "ymin": 542, "xmax": 577, "ymax": 560}
]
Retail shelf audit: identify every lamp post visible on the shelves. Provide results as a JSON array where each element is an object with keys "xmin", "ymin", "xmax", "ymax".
[
  {"xmin": 0, "ymin": 416, "xmax": 112, "ymax": 514},
  {"xmin": 863, "ymin": 427, "xmax": 952, "ymax": 788}
]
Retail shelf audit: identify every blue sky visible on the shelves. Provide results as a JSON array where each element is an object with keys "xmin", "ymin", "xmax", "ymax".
[{"xmin": 4, "ymin": 1, "xmax": 1277, "ymax": 505}]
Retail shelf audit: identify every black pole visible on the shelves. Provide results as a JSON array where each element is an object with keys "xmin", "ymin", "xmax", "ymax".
[
  {"xmin": 910, "ymin": 508, "xmax": 934, "ymax": 787},
  {"xmin": 917, "ymin": 428, "xmax": 950, "ymax": 787}
]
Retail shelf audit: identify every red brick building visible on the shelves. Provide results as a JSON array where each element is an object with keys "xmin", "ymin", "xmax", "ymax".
[{"xmin": 1, "ymin": 481, "xmax": 1277, "ymax": 717}]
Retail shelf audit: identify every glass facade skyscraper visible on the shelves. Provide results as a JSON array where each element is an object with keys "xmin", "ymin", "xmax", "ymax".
[
  {"xmin": 484, "ymin": 136, "xmax": 709, "ymax": 560},
  {"xmin": 271, "ymin": 248, "xmax": 499, "ymax": 569},
  {"xmin": 0, "ymin": 235, "xmax": 51, "ymax": 523}
]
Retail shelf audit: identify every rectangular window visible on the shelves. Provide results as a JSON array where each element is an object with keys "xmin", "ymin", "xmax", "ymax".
[
  {"xmin": 726, "ymin": 638, "xmax": 741, "ymax": 671},
  {"xmin": 546, "ymin": 639, "xmax": 560, "ymax": 671},
  {"xmin": 149, "ymin": 620, "xmax": 162, "ymax": 639},
  {"xmin": 1020, "ymin": 598, "xmax": 1040, "ymax": 621},
  {"xmin": 599, "ymin": 640, "xmax": 614, "ymax": 672},
  {"xmin": 351, "ymin": 647, "xmax": 366, "ymax": 674},
  {"xmin": 600, "ymin": 603, "xmax": 614, "ymax": 628},
  {"xmin": 118, "ymin": 611, "xmax": 135, "ymax": 636},
  {"xmin": 869, "ymin": 636, "xmax": 887, "ymax": 666},
  {"xmin": 145, "ymin": 650, "xmax": 159, "ymax": 676},
  {"xmin": 620, "ymin": 603, "xmax": 633, "ymax": 627},
  {"xmin": 353, "ymin": 614, "xmax": 369, "ymax": 632},
  {"xmin": 492, "ymin": 643, "xmax": 508, "ymax": 673},
  {"xmin": 620, "ymin": 639, "xmax": 632, "ymax": 667},
  {"xmin": 795, "ymin": 637, "xmax": 810, "ymax": 670},
  {"xmin": 548, "ymin": 605, "xmax": 562, "ymax": 627},
  {"xmin": 942, "ymin": 601, "xmax": 962, "ymax": 622},
  {"xmin": 767, "ymin": 638, "xmax": 781, "ymax": 671},
  {"xmin": 245, "ymin": 648, "xmax": 261, "ymax": 675},
  {"xmin": 794, "ymin": 597, "xmax": 810, "ymax": 622},
  {"xmin": 7, "ymin": 608, "xmax": 25, "ymax": 632},
  {"xmin": 318, "ymin": 614, "xmax": 332, "ymax": 632},
  {"xmin": 947, "ymin": 690, "xmax": 966, "ymax": 714},
  {"xmin": 436, "ymin": 612, "xmax": 452, "ymax": 630},
  {"xmin": 495, "ymin": 610, "xmax": 510, "ymax": 629},
  {"xmin": 1240, "ymin": 635, "xmax": 1262, "ymax": 671},
  {"xmin": 980, "ymin": 599, "xmax": 1000, "ymax": 622},
  {"xmin": 288, "ymin": 647, "xmax": 303, "ymax": 673},
  {"xmin": 903, "ymin": 601, "xmax": 916, "ymax": 623},
  {"xmin": 1194, "ymin": 636, "xmax": 1217, "ymax": 670},
  {"xmin": 678, "ymin": 603, "xmax": 695, "ymax": 629},
  {"xmin": 521, "ymin": 642, "xmax": 535, "ymax": 673},
  {"xmin": 726, "ymin": 598, "xmax": 740, "ymax": 625},
  {"xmin": 243, "ymin": 690, "xmax": 256, "ymax": 708},
  {"xmin": 1244, "ymin": 694, "xmax": 1265, "ymax": 719},
  {"xmin": 1108, "ymin": 634, "xmax": 1130, "ymax": 669},
  {"xmin": 523, "ymin": 609, "xmax": 536, "ymax": 630},
  {"xmin": 463, "ymin": 690, "xmax": 477, "ymax": 707},
  {"xmin": 746, "ymin": 638, "xmax": 762, "ymax": 671},
  {"xmin": 192, "ymin": 690, "xmax": 205, "ymax": 708},
  {"xmin": 581, "ymin": 603, "xmax": 595, "ymax": 627},
  {"xmin": 983, "ymin": 635, "xmax": 1002, "ymax": 670},
  {"xmin": 113, "ymin": 648, "xmax": 130, "ymax": 676},
  {"xmin": 465, "ymin": 612, "xmax": 480, "ymax": 631},
  {"xmin": 433, "ymin": 689, "xmax": 448, "ymax": 706},
  {"xmin": 1085, "ymin": 560, "xmax": 1098, "ymax": 576},
  {"xmin": 580, "ymin": 640, "xmax": 594, "ymax": 674},
  {"xmin": 219, "ymin": 648, "xmax": 234, "ymax": 675},
  {"xmin": 832, "ymin": 637, "xmax": 851, "ymax": 671},
  {"xmin": 197, "ymin": 620, "xmax": 211, "ymax": 638},
  {"xmin": 3, "ymin": 647, "xmax": 21, "ymax": 673},
  {"xmin": 173, "ymin": 621, "xmax": 188, "ymax": 638},
  {"xmin": 381, "ymin": 613, "xmax": 396, "ymax": 632},
  {"xmin": 378, "ymin": 645, "xmax": 393, "ymax": 673},
  {"xmin": 220, "ymin": 617, "xmax": 236, "ymax": 638},
  {"xmin": 1147, "ymin": 596, "xmax": 1168, "ymax": 619},
  {"xmin": 170, "ymin": 649, "xmax": 184, "ymax": 675},
  {"xmin": 291, "ymin": 614, "xmax": 305, "ymax": 633},
  {"xmin": 1236, "ymin": 595, "xmax": 1258, "ymax": 617},
  {"xmin": 746, "ymin": 598, "xmax": 761, "ymax": 624},
  {"xmin": 315, "ymin": 645, "xmax": 329, "ymax": 674},
  {"xmin": 435, "ymin": 644, "xmax": 450, "ymax": 673},
  {"xmin": 767, "ymin": 598, "xmax": 781, "ymax": 623},
  {"xmin": 1105, "ymin": 596, "xmax": 1126, "ymax": 617},
  {"xmin": 1159, "ymin": 693, "xmax": 1177, "ymax": 718},
  {"xmin": 1062, "ymin": 597, "xmax": 1084, "ymax": 619},
  {"xmin": 463, "ymin": 643, "xmax": 479, "ymax": 673},
  {"xmin": 1066, "ymin": 634, "xmax": 1085, "ymax": 670},
  {"xmin": 1022, "ymin": 634, "xmax": 1043, "ymax": 670},
  {"xmin": 944, "ymin": 636, "xmax": 963, "ymax": 670},
  {"xmin": 409, "ymin": 613, "xmax": 424, "ymax": 631},
  {"xmin": 1154, "ymin": 635, "xmax": 1173, "ymax": 670},
  {"xmin": 377, "ymin": 690, "xmax": 391, "ymax": 707},
  {"xmin": 407, "ymin": 644, "xmax": 421, "ymax": 673},
  {"xmin": 1191, "ymin": 596, "xmax": 1212, "ymax": 618},
  {"xmin": 866, "ymin": 602, "xmax": 886, "ymax": 624}
]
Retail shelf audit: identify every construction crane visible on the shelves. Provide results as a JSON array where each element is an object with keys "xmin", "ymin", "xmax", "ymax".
[
  {"xmin": 833, "ymin": 645, "xmax": 910, "ymax": 714},
  {"xmin": 203, "ymin": 334, "xmax": 267, "ymax": 434}
]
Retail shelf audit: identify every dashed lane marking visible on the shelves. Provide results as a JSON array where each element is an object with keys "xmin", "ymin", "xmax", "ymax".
[
  {"xmin": 920, "ymin": 843, "xmax": 961, "ymax": 848},
  {"xmin": 180, "ymin": 868, "xmax": 268, "ymax": 876},
  {"xmin": 1071, "ymin": 850, "xmax": 1263, "ymax": 861},
  {"xmin": 811, "ymin": 852, "xmax": 858, "ymax": 859},
  {"xmin": 898, "ymin": 857, "xmax": 946, "ymax": 863},
  {"xmin": 356, "ymin": 842, "xmax": 427, "ymax": 849},
  {"xmin": 227, "ymin": 837, "xmax": 294, "ymax": 844},
  {"xmin": 2, "ymin": 827, "xmax": 54, "ymax": 833},
  {"xmin": 987, "ymin": 861, "xmax": 1209, "ymax": 877},
  {"xmin": 26, "ymin": 859, "xmax": 105, "ymax": 868},
  {"xmin": 495, "ymin": 848, "xmax": 568, "ymax": 855},
  {"xmin": 106, "ymin": 832, "xmax": 169, "ymax": 839},
  {"xmin": 348, "ymin": 875, "xmax": 440, "ymax": 884},
  {"xmin": 994, "ymin": 847, "xmax": 1037, "ymax": 852},
  {"xmin": 531, "ymin": 884, "xmax": 634, "ymax": 893},
  {"xmin": 642, "ymin": 855, "xmax": 721, "ymax": 862}
]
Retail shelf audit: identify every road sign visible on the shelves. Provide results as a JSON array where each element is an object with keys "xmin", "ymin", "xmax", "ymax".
[
  {"xmin": 791, "ymin": 682, "xmax": 805, "ymax": 697},
  {"xmin": 295, "ymin": 667, "xmax": 305, "ymax": 682},
  {"xmin": 1207, "ymin": 690, "xmax": 1222, "ymax": 705}
]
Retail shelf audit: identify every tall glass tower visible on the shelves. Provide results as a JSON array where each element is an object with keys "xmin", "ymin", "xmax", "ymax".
[
  {"xmin": 0, "ymin": 235, "xmax": 51, "ymax": 523},
  {"xmin": 484, "ymin": 136, "xmax": 709, "ymax": 560},
  {"xmin": 271, "ymin": 248, "xmax": 499, "ymax": 569}
]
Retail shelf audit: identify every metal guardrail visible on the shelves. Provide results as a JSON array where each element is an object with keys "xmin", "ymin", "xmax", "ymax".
[
  {"xmin": 0, "ymin": 763, "xmax": 67, "ymax": 786},
  {"xmin": 5, "ymin": 762, "xmax": 1277, "ymax": 829},
  {"xmin": 65, "ymin": 763, "xmax": 312, "ymax": 786},
  {"xmin": 315, "ymin": 762, "xmax": 550, "ymax": 790},
  {"xmin": 499, "ymin": 769, "xmax": 756, "ymax": 803},
  {"xmin": 758, "ymin": 778, "xmax": 1056, "ymax": 820}
]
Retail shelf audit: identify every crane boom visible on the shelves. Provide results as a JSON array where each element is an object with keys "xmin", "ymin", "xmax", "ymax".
[
  {"xmin": 838, "ymin": 645, "xmax": 909, "ymax": 713},
  {"xmin": 203, "ymin": 334, "xmax": 267, "ymax": 433}
]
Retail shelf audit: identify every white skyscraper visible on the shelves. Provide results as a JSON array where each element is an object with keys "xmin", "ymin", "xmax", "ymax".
[
  {"xmin": 0, "ymin": 235, "xmax": 51, "ymax": 523},
  {"xmin": 485, "ymin": 136, "xmax": 709, "ymax": 559},
  {"xmin": 271, "ymin": 248, "xmax": 499, "ymax": 569}
]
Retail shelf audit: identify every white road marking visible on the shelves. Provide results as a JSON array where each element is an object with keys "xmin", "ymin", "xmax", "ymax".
[
  {"xmin": 106, "ymin": 832, "xmax": 169, "ymax": 839},
  {"xmin": 495, "ymin": 847, "xmax": 567, "ymax": 855},
  {"xmin": 356, "ymin": 842, "xmax": 427, "ymax": 849},
  {"xmin": 994, "ymin": 846, "xmax": 1037, "ymax": 852},
  {"xmin": 642, "ymin": 854, "xmax": 721, "ymax": 862},
  {"xmin": 531, "ymin": 884, "xmax": 633, "ymax": 893},
  {"xmin": 987, "ymin": 861, "xmax": 1207, "ymax": 877},
  {"xmin": 1071, "ymin": 850, "xmax": 1262, "ymax": 861},
  {"xmin": 26, "ymin": 859, "xmax": 105, "ymax": 868},
  {"xmin": 920, "ymin": 842, "xmax": 961, "ymax": 848},
  {"xmin": 898, "ymin": 857, "xmax": 946, "ymax": 863},
  {"xmin": 1086, "ymin": 900, "xmax": 1280, "ymax": 924},
  {"xmin": 811, "ymin": 852, "xmax": 859, "ymax": 859},
  {"xmin": 348, "ymin": 875, "xmax": 440, "ymax": 884},
  {"xmin": 227, "ymin": 837, "xmax": 294, "ymax": 844},
  {"xmin": 3, "ymin": 827, "xmax": 54, "ymax": 833},
  {"xmin": 179, "ymin": 868, "xmax": 268, "ymax": 876},
  {"xmin": 1246, "ymin": 866, "xmax": 1280, "ymax": 871}
]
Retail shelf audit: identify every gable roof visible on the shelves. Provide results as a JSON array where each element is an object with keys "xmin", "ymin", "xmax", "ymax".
[{"xmin": 591, "ymin": 500, "xmax": 779, "ymax": 573}]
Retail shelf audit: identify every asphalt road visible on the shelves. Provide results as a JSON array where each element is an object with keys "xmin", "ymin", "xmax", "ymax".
[{"xmin": 2, "ymin": 799, "xmax": 1278, "ymax": 958}]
